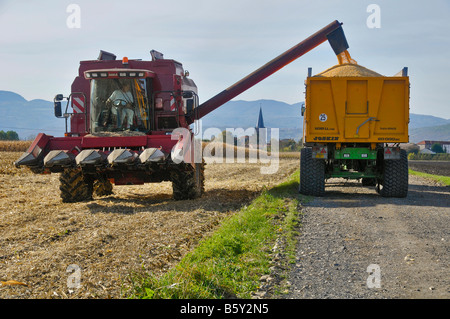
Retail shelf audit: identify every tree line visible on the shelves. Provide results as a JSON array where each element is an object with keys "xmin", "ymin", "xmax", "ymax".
[{"xmin": 0, "ymin": 130, "xmax": 19, "ymax": 141}]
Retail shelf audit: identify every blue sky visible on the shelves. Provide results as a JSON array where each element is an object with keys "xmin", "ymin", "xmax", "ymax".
[{"xmin": 0, "ymin": 0, "xmax": 449, "ymax": 118}]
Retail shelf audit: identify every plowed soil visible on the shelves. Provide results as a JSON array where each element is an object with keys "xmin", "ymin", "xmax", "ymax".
[
  {"xmin": 0, "ymin": 151, "xmax": 299, "ymax": 299},
  {"xmin": 408, "ymin": 160, "xmax": 450, "ymax": 177}
]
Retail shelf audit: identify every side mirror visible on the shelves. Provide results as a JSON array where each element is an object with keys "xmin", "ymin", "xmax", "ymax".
[
  {"xmin": 301, "ymin": 105, "xmax": 306, "ymax": 116},
  {"xmin": 54, "ymin": 101, "xmax": 62, "ymax": 117}
]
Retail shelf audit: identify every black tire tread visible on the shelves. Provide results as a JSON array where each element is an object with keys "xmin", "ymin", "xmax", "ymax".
[
  {"xmin": 380, "ymin": 149, "xmax": 408, "ymax": 198},
  {"xmin": 59, "ymin": 168, "xmax": 93, "ymax": 203},
  {"xmin": 94, "ymin": 177, "xmax": 113, "ymax": 197},
  {"xmin": 299, "ymin": 148, "xmax": 325, "ymax": 196},
  {"xmin": 171, "ymin": 160, "xmax": 205, "ymax": 200}
]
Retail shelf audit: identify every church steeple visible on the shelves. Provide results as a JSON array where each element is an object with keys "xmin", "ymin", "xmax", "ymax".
[{"xmin": 256, "ymin": 106, "xmax": 265, "ymax": 129}]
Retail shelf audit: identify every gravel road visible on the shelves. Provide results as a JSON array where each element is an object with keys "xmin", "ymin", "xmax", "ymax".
[{"xmin": 285, "ymin": 175, "xmax": 449, "ymax": 299}]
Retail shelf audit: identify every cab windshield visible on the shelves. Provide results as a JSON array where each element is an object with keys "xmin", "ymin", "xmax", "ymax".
[{"xmin": 90, "ymin": 78, "xmax": 149, "ymax": 133}]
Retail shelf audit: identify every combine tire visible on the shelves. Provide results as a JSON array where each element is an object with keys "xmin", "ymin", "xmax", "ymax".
[
  {"xmin": 94, "ymin": 177, "xmax": 113, "ymax": 197},
  {"xmin": 380, "ymin": 150, "xmax": 408, "ymax": 198},
  {"xmin": 59, "ymin": 168, "xmax": 94, "ymax": 203},
  {"xmin": 299, "ymin": 148, "xmax": 325, "ymax": 196},
  {"xmin": 171, "ymin": 160, "xmax": 205, "ymax": 200}
]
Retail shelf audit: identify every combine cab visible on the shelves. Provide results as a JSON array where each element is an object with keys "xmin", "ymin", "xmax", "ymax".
[{"xmin": 16, "ymin": 20, "xmax": 352, "ymax": 202}]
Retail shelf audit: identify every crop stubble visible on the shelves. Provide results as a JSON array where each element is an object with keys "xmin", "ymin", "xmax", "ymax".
[{"xmin": 0, "ymin": 151, "xmax": 298, "ymax": 298}]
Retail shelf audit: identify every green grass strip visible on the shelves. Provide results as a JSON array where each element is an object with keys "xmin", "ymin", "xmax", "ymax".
[
  {"xmin": 409, "ymin": 169, "xmax": 450, "ymax": 186},
  {"xmin": 128, "ymin": 170, "xmax": 301, "ymax": 299}
]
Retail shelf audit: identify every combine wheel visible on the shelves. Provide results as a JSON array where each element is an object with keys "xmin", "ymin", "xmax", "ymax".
[
  {"xmin": 94, "ymin": 176, "xmax": 113, "ymax": 197},
  {"xmin": 59, "ymin": 168, "xmax": 94, "ymax": 203},
  {"xmin": 299, "ymin": 147, "xmax": 325, "ymax": 196},
  {"xmin": 171, "ymin": 160, "xmax": 205, "ymax": 200},
  {"xmin": 379, "ymin": 150, "xmax": 408, "ymax": 198}
]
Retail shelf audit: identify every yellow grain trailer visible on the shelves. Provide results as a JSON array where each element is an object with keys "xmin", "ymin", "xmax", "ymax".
[{"xmin": 300, "ymin": 64, "xmax": 410, "ymax": 197}]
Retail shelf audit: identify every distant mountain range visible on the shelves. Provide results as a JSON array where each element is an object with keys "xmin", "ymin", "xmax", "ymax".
[
  {"xmin": 409, "ymin": 124, "xmax": 450, "ymax": 143},
  {"xmin": 201, "ymin": 100, "xmax": 450, "ymax": 143},
  {"xmin": 200, "ymin": 99, "xmax": 304, "ymax": 140},
  {"xmin": 0, "ymin": 91, "xmax": 65, "ymax": 140},
  {"xmin": 0, "ymin": 90, "xmax": 449, "ymax": 143}
]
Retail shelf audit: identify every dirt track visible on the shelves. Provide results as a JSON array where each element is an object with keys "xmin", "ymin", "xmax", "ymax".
[
  {"xmin": 286, "ymin": 175, "xmax": 449, "ymax": 299},
  {"xmin": 0, "ymin": 152, "xmax": 298, "ymax": 299}
]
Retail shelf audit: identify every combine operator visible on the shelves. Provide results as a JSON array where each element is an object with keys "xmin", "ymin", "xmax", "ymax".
[{"xmin": 105, "ymin": 82, "xmax": 135, "ymax": 130}]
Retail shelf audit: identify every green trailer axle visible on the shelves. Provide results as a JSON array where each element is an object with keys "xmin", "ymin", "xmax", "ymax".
[{"xmin": 300, "ymin": 144, "xmax": 408, "ymax": 197}]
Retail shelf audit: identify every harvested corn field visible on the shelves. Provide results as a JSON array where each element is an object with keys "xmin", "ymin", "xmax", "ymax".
[
  {"xmin": 314, "ymin": 63, "xmax": 383, "ymax": 77},
  {"xmin": 0, "ymin": 151, "xmax": 298, "ymax": 299}
]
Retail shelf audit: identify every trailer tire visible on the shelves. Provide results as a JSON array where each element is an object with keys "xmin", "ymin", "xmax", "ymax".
[
  {"xmin": 380, "ymin": 150, "xmax": 408, "ymax": 198},
  {"xmin": 171, "ymin": 160, "xmax": 205, "ymax": 200},
  {"xmin": 299, "ymin": 148, "xmax": 325, "ymax": 196},
  {"xmin": 59, "ymin": 168, "xmax": 93, "ymax": 203}
]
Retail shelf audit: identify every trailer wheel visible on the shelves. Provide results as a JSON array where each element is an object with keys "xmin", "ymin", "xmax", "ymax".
[
  {"xmin": 380, "ymin": 150, "xmax": 408, "ymax": 198},
  {"xmin": 171, "ymin": 160, "xmax": 205, "ymax": 200},
  {"xmin": 59, "ymin": 168, "xmax": 94, "ymax": 203},
  {"xmin": 93, "ymin": 176, "xmax": 113, "ymax": 197},
  {"xmin": 299, "ymin": 148, "xmax": 325, "ymax": 196}
]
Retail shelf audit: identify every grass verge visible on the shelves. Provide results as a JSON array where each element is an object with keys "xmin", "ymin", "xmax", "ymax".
[
  {"xmin": 127, "ymin": 170, "xmax": 302, "ymax": 299},
  {"xmin": 409, "ymin": 169, "xmax": 450, "ymax": 186}
]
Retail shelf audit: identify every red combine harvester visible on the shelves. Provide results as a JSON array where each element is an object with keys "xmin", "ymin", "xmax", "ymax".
[{"xmin": 15, "ymin": 20, "xmax": 349, "ymax": 202}]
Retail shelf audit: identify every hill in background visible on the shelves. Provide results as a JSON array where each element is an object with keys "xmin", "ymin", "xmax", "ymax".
[
  {"xmin": 200, "ymin": 99, "xmax": 304, "ymax": 140},
  {"xmin": 409, "ymin": 123, "xmax": 450, "ymax": 143},
  {"xmin": 0, "ymin": 91, "xmax": 65, "ymax": 140},
  {"xmin": 0, "ymin": 90, "xmax": 449, "ymax": 143},
  {"xmin": 201, "ymin": 100, "xmax": 450, "ymax": 143}
]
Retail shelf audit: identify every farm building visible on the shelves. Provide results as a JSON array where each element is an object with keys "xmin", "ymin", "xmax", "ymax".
[{"xmin": 417, "ymin": 140, "xmax": 450, "ymax": 153}]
